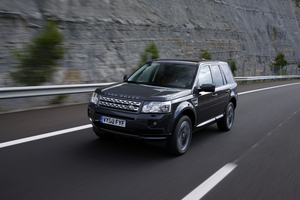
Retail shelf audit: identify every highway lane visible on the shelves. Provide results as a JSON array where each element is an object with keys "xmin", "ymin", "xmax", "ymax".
[
  {"xmin": 1, "ymin": 80, "xmax": 299, "ymax": 143},
  {"xmin": 204, "ymin": 109, "xmax": 300, "ymax": 200},
  {"xmin": 0, "ymin": 80, "xmax": 300, "ymax": 199}
]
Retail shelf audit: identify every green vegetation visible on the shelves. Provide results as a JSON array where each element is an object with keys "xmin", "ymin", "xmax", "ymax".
[
  {"xmin": 269, "ymin": 52, "xmax": 287, "ymax": 75},
  {"xmin": 297, "ymin": 63, "xmax": 300, "ymax": 68},
  {"xmin": 227, "ymin": 58, "xmax": 237, "ymax": 76},
  {"xmin": 48, "ymin": 94, "xmax": 69, "ymax": 104},
  {"xmin": 133, "ymin": 43, "xmax": 159, "ymax": 72},
  {"xmin": 199, "ymin": 50, "xmax": 211, "ymax": 60},
  {"xmin": 11, "ymin": 21, "xmax": 65, "ymax": 86}
]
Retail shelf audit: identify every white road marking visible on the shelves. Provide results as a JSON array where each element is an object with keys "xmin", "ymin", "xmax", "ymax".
[
  {"xmin": 238, "ymin": 82, "xmax": 300, "ymax": 96},
  {"xmin": 0, "ymin": 124, "xmax": 92, "ymax": 149},
  {"xmin": 182, "ymin": 163, "xmax": 237, "ymax": 200}
]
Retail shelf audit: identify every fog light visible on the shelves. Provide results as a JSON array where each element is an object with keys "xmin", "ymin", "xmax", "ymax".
[{"xmin": 152, "ymin": 121, "xmax": 158, "ymax": 126}]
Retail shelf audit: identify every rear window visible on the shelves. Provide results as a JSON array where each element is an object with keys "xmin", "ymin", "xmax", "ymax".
[
  {"xmin": 210, "ymin": 65, "xmax": 224, "ymax": 87},
  {"xmin": 220, "ymin": 63, "xmax": 235, "ymax": 84}
]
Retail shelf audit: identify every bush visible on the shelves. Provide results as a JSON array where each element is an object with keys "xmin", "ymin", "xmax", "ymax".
[
  {"xmin": 269, "ymin": 52, "xmax": 287, "ymax": 74},
  {"xmin": 10, "ymin": 21, "xmax": 65, "ymax": 86},
  {"xmin": 137, "ymin": 43, "xmax": 159, "ymax": 68},
  {"xmin": 48, "ymin": 94, "xmax": 69, "ymax": 104},
  {"xmin": 200, "ymin": 50, "xmax": 211, "ymax": 60}
]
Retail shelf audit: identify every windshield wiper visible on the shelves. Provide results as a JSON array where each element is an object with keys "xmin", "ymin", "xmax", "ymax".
[
  {"xmin": 141, "ymin": 82, "xmax": 164, "ymax": 86},
  {"xmin": 126, "ymin": 81, "xmax": 164, "ymax": 86},
  {"xmin": 126, "ymin": 81, "xmax": 140, "ymax": 84}
]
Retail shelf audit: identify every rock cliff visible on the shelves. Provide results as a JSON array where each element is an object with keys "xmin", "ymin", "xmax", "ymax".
[{"xmin": 1, "ymin": 0, "xmax": 300, "ymax": 86}]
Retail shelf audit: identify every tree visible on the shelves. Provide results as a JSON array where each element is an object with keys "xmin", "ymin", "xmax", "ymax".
[
  {"xmin": 138, "ymin": 42, "xmax": 159, "ymax": 66},
  {"xmin": 200, "ymin": 50, "xmax": 211, "ymax": 60},
  {"xmin": 227, "ymin": 58, "xmax": 237, "ymax": 76},
  {"xmin": 269, "ymin": 52, "xmax": 287, "ymax": 74},
  {"xmin": 11, "ymin": 21, "xmax": 65, "ymax": 86}
]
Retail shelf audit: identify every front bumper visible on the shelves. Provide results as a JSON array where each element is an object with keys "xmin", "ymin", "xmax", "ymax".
[{"xmin": 88, "ymin": 103, "xmax": 173, "ymax": 140}]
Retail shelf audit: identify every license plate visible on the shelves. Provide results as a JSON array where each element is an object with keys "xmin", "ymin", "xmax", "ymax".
[{"xmin": 100, "ymin": 116, "xmax": 126, "ymax": 127}]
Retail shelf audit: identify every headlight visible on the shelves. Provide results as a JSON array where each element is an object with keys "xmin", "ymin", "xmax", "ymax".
[
  {"xmin": 90, "ymin": 92, "xmax": 99, "ymax": 104},
  {"xmin": 142, "ymin": 101, "xmax": 171, "ymax": 113}
]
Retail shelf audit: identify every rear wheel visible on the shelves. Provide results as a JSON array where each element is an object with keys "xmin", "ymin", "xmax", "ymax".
[
  {"xmin": 167, "ymin": 115, "xmax": 192, "ymax": 156},
  {"xmin": 217, "ymin": 102, "xmax": 235, "ymax": 131}
]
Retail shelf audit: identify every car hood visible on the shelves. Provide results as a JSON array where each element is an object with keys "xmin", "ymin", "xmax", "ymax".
[{"xmin": 96, "ymin": 82, "xmax": 191, "ymax": 101}]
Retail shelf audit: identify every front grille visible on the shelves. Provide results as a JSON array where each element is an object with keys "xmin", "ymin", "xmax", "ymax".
[{"xmin": 98, "ymin": 95, "xmax": 142, "ymax": 112}]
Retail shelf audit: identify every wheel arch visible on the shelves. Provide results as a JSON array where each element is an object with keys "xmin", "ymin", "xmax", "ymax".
[
  {"xmin": 173, "ymin": 101, "xmax": 196, "ymax": 132},
  {"xmin": 230, "ymin": 97, "xmax": 237, "ymax": 109}
]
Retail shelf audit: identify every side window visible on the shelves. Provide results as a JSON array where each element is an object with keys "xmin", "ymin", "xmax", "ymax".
[
  {"xmin": 220, "ymin": 63, "xmax": 235, "ymax": 84},
  {"xmin": 210, "ymin": 65, "xmax": 224, "ymax": 87},
  {"xmin": 219, "ymin": 65, "xmax": 227, "ymax": 85},
  {"xmin": 198, "ymin": 65, "xmax": 213, "ymax": 87}
]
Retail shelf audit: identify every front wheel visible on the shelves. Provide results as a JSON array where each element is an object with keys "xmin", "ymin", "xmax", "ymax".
[
  {"xmin": 217, "ymin": 102, "xmax": 235, "ymax": 131},
  {"xmin": 167, "ymin": 115, "xmax": 192, "ymax": 156}
]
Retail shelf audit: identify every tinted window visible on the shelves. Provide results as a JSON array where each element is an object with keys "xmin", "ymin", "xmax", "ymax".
[
  {"xmin": 211, "ymin": 65, "xmax": 224, "ymax": 87},
  {"xmin": 198, "ymin": 65, "xmax": 213, "ymax": 86},
  {"xmin": 127, "ymin": 62, "xmax": 197, "ymax": 89},
  {"xmin": 129, "ymin": 63, "xmax": 159, "ymax": 82},
  {"xmin": 220, "ymin": 63, "xmax": 235, "ymax": 84}
]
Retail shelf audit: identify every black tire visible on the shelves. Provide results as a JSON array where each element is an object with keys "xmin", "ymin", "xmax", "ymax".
[
  {"xmin": 94, "ymin": 130, "xmax": 115, "ymax": 139},
  {"xmin": 217, "ymin": 102, "xmax": 235, "ymax": 131},
  {"xmin": 167, "ymin": 115, "xmax": 192, "ymax": 156}
]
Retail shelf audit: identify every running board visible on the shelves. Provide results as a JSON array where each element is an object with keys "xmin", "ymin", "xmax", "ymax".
[{"xmin": 196, "ymin": 114, "xmax": 224, "ymax": 128}]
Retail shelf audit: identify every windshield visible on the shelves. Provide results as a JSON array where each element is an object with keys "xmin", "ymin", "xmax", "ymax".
[{"xmin": 126, "ymin": 62, "xmax": 197, "ymax": 89}]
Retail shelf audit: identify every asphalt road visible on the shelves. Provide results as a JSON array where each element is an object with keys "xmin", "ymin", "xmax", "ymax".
[{"xmin": 1, "ymin": 80, "xmax": 300, "ymax": 200}]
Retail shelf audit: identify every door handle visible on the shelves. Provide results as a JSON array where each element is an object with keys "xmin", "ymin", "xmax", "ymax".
[
  {"xmin": 212, "ymin": 93, "xmax": 218, "ymax": 97},
  {"xmin": 226, "ymin": 89, "xmax": 230, "ymax": 93}
]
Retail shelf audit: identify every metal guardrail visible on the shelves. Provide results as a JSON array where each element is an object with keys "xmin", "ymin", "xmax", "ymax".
[
  {"xmin": 0, "ymin": 83, "xmax": 116, "ymax": 99},
  {"xmin": 1, "ymin": 75, "xmax": 300, "ymax": 99},
  {"xmin": 234, "ymin": 75, "xmax": 300, "ymax": 81}
]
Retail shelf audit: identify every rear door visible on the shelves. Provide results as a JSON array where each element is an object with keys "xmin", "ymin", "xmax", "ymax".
[{"xmin": 210, "ymin": 64, "xmax": 228, "ymax": 116}]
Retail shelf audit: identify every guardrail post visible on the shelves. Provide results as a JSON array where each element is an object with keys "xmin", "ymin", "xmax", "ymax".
[
  {"xmin": 272, "ymin": 66, "xmax": 275, "ymax": 81},
  {"xmin": 285, "ymin": 67, "xmax": 288, "ymax": 80},
  {"xmin": 254, "ymin": 61, "xmax": 257, "ymax": 83},
  {"xmin": 242, "ymin": 61, "xmax": 245, "ymax": 84},
  {"xmin": 263, "ymin": 65, "xmax": 266, "ymax": 82},
  {"xmin": 279, "ymin": 66, "xmax": 282, "ymax": 81}
]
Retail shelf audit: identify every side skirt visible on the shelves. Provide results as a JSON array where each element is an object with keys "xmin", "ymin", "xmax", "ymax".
[{"xmin": 196, "ymin": 114, "xmax": 224, "ymax": 128}]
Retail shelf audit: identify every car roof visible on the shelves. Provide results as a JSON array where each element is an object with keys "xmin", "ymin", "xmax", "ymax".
[{"xmin": 151, "ymin": 59, "xmax": 226, "ymax": 65}]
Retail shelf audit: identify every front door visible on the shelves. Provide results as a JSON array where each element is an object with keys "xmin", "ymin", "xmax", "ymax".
[{"xmin": 195, "ymin": 65, "xmax": 217, "ymax": 125}]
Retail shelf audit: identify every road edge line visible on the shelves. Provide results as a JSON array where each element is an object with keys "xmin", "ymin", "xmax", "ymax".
[
  {"xmin": 0, "ymin": 124, "xmax": 92, "ymax": 149},
  {"xmin": 182, "ymin": 163, "xmax": 237, "ymax": 200},
  {"xmin": 238, "ymin": 82, "xmax": 300, "ymax": 95}
]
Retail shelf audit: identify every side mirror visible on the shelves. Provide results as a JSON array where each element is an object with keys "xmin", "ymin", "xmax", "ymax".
[
  {"xmin": 198, "ymin": 84, "xmax": 215, "ymax": 92},
  {"xmin": 123, "ymin": 75, "xmax": 128, "ymax": 81}
]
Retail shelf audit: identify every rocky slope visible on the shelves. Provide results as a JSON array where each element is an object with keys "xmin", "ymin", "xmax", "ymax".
[{"xmin": 1, "ymin": 0, "xmax": 300, "ymax": 86}]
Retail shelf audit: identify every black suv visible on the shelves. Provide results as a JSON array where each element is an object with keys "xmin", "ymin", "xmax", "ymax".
[{"xmin": 88, "ymin": 59, "xmax": 238, "ymax": 155}]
